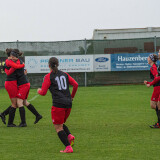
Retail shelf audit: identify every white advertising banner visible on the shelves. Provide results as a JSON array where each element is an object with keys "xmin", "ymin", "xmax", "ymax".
[
  {"xmin": 25, "ymin": 55, "xmax": 93, "ymax": 73},
  {"xmin": 93, "ymin": 54, "xmax": 111, "ymax": 71}
]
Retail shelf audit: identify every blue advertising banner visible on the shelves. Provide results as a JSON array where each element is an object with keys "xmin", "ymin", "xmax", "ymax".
[{"xmin": 111, "ymin": 53, "xmax": 154, "ymax": 71}]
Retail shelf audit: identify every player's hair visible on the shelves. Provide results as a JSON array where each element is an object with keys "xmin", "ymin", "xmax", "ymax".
[
  {"xmin": 10, "ymin": 49, "xmax": 23, "ymax": 58},
  {"xmin": 153, "ymin": 54, "xmax": 158, "ymax": 63},
  {"xmin": 13, "ymin": 49, "xmax": 23, "ymax": 57},
  {"xmin": 5, "ymin": 48, "xmax": 13, "ymax": 57},
  {"xmin": 49, "ymin": 57, "xmax": 59, "ymax": 73},
  {"xmin": 149, "ymin": 54, "xmax": 158, "ymax": 63}
]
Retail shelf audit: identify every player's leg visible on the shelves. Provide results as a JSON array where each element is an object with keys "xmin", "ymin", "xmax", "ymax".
[
  {"xmin": 63, "ymin": 108, "xmax": 75, "ymax": 147},
  {"xmin": 0, "ymin": 105, "xmax": 11, "ymax": 124},
  {"xmin": 17, "ymin": 98, "xmax": 27, "ymax": 127},
  {"xmin": 51, "ymin": 106, "xmax": 73, "ymax": 153},
  {"xmin": 23, "ymin": 99, "xmax": 42, "ymax": 124},
  {"xmin": 150, "ymin": 87, "xmax": 160, "ymax": 128},
  {"xmin": 1, "ymin": 106, "xmax": 11, "ymax": 117},
  {"xmin": 54, "ymin": 124, "xmax": 73, "ymax": 153},
  {"xmin": 151, "ymin": 89, "xmax": 160, "ymax": 128},
  {"xmin": 150, "ymin": 100, "xmax": 157, "ymax": 109},
  {"xmin": 156, "ymin": 101, "xmax": 160, "ymax": 126},
  {"xmin": 16, "ymin": 83, "xmax": 31, "ymax": 127},
  {"xmin": 63, "ymin": 124, "xmax": 75, "ymax": 147},
  {"xmin": 7, "ymin": 98, "xmax": 17, "ymax": 127},
  {"xmin": 5, "ymin": 81, "xmax": 17, "ymax": 127}
]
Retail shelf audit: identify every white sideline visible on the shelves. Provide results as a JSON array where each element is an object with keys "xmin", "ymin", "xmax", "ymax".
[{"xmin": 28, "ymin": 94, "xmax": 39, "ymax": 102}]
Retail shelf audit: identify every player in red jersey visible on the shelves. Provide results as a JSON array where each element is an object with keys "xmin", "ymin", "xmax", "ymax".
[
  {"xmin": 0, "ymin": 49, "xmax": 25, "ymax": 127},
  {"xmin": 5, "ymin": 49, "xmax": 42, "ymax": 127},
  {"xmin": 144, "ymin": 54, "xmax": 160, "ymax": 128},
  {"xmin": 37, "ymin": 57, "xmax": 78, "ymax": 153}
]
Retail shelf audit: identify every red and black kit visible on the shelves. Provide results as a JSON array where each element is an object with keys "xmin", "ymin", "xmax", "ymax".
[
  {"xmin": 5, "ymin": 59, "xmax": 25, "ymax": 99},
  {"xmin": 38, "ymin": 70, "xmax": 78, "ymax": 124},
  {"xmin": 38, "ymin": 70, "xmax": 78, "ymax": 108},
  {"xmin": 150, "ymin": 64, "xmax": 160, "ymax": 87},
  {"xmin": 5, "ymin": 59, "xmax": 30, "ymax": 100},
  {"xmin": 148, "ymin": 64, "xmax": 160, "ymax": 101}
]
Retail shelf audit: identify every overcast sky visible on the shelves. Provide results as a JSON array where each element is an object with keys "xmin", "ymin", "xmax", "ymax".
[{"xmin": 0, "ymin": 0, "xmax": 160, "ymax": 42}]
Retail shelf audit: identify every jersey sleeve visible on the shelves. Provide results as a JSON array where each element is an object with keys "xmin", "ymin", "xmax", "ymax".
[
  {"xmin": 151, "ymin": 65, "xmax": 158, "ymax": 78},
  {"xmin": 147, "ymin": 76, "xmax": 160, "ymax": 86},
  {"xmin": 6, "ymin": 60, "xmax": 25, "ymax": 69},
  {"xmin": 5, "ymin": 68, "xmax": 16, "ymax": 76},
  {"xmin": 65, "ymin": 73, "xmax": 78, "ymax": 98},
  {"xmin": 38, "ymin": 73, "xmax": 51, "ymax": 96}
]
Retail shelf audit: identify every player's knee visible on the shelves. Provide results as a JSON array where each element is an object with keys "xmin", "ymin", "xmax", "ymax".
[
  {"xmin": 23, "ymin": 100, "xmax": 30, "ymax": 106},
  {"xmin": 12, "ymin": 103, "xmax": 17, "ymax": 108},
  {"xmin": 54, "ymin": 124, "xmax": 63, "ymax": 133},
  {"xmin": 151, "ymin": 104, "xmax": 156, "ymax": 109}
]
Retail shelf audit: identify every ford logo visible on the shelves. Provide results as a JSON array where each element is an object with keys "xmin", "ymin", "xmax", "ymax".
[{"xmin": 95, "ymin": 57, "xmax": 109, "ymax": 62}]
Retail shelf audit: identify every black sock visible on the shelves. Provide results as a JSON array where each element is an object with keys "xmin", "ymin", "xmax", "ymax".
[
  {"xmin": 156, "ymin": 106, "xmax": 158, "ymax": 117},
  {"xmin": 158, "ymin": 110, "xmax": 160, "ymax": 124},
  {"xmin": 2, "ymin": 106, "xmax": 11, "ymax": 116},
  {"xmin": 58, "ymin": 130, "xmax": 70, "ymax": 147},
  {"xmin": 27, "ymin": 104, "xmax": 40, "ymax": 117},
  {"xmin": 63, "ymin": 124, "xmax": 71, "ymax": 136},
  {"xmin": 19, "ymin": 107, "xmax": 26, "ymax": 124},
  {"xmin": 8, "ymin": 107, "xmax": 16, "ymax": 125}
]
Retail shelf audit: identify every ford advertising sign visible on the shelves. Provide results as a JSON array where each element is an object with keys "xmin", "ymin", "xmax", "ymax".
[{"xmin": 94, "ymin": 54, "xmax": 111, "ymax": 71}]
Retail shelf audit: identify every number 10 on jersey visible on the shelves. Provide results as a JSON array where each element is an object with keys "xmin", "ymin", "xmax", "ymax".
[{"xmin": 55, "ymin": 76, "xmax": 67, "ymax": 90}]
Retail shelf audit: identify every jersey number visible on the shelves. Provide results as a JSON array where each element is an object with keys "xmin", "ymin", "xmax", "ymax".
[{"xmin": 55, "ymin": 76, "xmax": 67, "ymax": 90}]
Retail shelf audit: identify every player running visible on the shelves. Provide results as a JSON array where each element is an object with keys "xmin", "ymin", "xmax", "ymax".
[
  {"xmin": 144, "ymin": 54, "xmax": 160, "ymax": 128},
  {"xmin": 37, "ymin": 57, "xmax": 78, "ymax": 153}
]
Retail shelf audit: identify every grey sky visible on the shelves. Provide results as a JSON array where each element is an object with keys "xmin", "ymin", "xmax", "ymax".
[{"xmin": 0, "ymin": 0, "xmax": 160, "ymax": 42}]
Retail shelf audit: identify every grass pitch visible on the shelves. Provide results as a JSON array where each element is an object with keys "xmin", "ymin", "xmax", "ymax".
[{"xmin": 0, "ymin": 85, "xmax": 160, "ymax": 160}]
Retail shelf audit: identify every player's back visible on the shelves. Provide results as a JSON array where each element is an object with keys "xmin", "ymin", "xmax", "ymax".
[
  {"xmin": 49, "ymin": 70, "xmax": 72, "ymax": 108},
  {"xmin": 15, "ymin": 59, "xmax": 29, "ymax": 86}
]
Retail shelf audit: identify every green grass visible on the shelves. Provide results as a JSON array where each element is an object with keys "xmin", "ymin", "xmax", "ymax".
[{"xmin": 0, "ymin": 85, "xmax": 160, "ymax": 160}]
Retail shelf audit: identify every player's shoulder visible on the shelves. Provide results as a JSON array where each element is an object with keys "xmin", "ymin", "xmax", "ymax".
[
  {"xmin": 151, "ymin": 64, "xmax": 157, "ymax": 70},
  {"xmin": 44, "ymin": 72, "xmax": 52, "ymax": 79},
  {"xmin": 57, "ymin": 70, "xmax": 68, "ymax": 76},
  {"xmin": 153, "ymin": 64, "xmax": 157, "ymax": 68},
  {"xmin": 63, "ymin": 71, "xmax": 69, "ymax": 76},
  {"xmin": 19, "ymin": 59, "xmax": 23, "ymax": 63},
  {"xmin": 5, "ymin": 59, "xmax": 9, "ymax": 63}
]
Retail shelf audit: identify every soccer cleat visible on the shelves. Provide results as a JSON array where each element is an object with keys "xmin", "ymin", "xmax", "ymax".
[
  {"xmin": 150, "ymin": 123, "xmax": 160, "ymax": 128},
  {"xmin": 34, "ymin": 115, "xmax": 42, "ymax": 124},
  {"xmin": 68, "ymin": 134, "xmax": 75, "ymax": 147},
  {"xmin": 7, "ymin": 123, "xmax": 17, "ymax": 127},
  {"xmin": 60, "ymin": 146, "xmax": 73, "ymax": 153},
  {"xmin": 0, "ymin": 113, "xmax": 6, "ymax": 124},
  {"xmin": 18, "ymin": 123, "xmax": 27, "ymax": 127}
]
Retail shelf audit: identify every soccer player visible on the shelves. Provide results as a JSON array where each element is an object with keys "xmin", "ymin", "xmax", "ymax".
[
  {"xmin": 1, "ymin": 48, "xmax": 25, "ymax": 127},
  {"xmin": 37, "ymin": 57, "xmax": 78, "ymax": 153},
  {"xmin": 3, "ymin": 49, "xmax": 42, "ymax": 127},
  {"xmin": 144, "ymin": 54, "xmax": 160, "ymax": 128}
]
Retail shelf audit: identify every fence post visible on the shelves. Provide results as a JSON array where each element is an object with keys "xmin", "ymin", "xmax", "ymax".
[
  {"xmin": 16, "ymin": 40, "xmax": 19, "ymax": 49},
  {"xmin": 154, "ymin": 36, "xmax": 157, "ymax": 54},
  {"xmin": 84, "ymin": 38, "xmax": 87, "ymax": 87}
]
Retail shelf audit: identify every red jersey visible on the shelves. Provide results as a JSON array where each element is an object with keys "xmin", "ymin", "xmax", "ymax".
[
  {"xmin": 5, "ymin": 59, "xmax": 29, "ymax": 86},
  {"xmin": 5, "ymin": 59, "xmax": 24, "ymax": 81},
  {"xmin": 149, "ymin": 64, "xmax": 160, "ymax": 87},
  {"xmin": 147, "ymin": 76, "xmax": 160, "ymax": 86}
]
